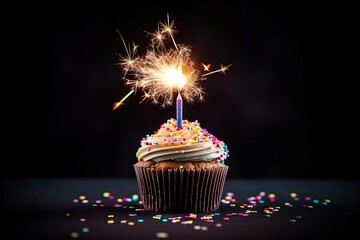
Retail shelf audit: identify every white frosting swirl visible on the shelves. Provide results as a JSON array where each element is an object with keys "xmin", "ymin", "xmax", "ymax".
[{"xmin": 136, "ymin": 118, "xmax": 229, "ymax": 163}]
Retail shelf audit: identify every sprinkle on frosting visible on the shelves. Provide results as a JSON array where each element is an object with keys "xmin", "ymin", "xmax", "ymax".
[{"xmin": 136, "ymin": 118, "xmax": 229, "ymax": 163}]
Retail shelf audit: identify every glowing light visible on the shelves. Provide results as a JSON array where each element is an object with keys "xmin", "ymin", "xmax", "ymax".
[
  {"xmin": 114, "ymin": 13, "xmax": 230, "ymax": 109},
  {"xmin": 202, "ymin": 63, "xmax": 211, "ymax": 71},
  {"xmin": 162, "ymin": 67, "xmax": 186, "ymax": 89}
]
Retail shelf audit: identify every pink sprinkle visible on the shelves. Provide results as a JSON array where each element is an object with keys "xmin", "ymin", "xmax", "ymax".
[
  {"xmin": 305, "ymin": 197, "xmax": 311, "ymax": 201},
  {"xmin": 223, "ymin": 217, "xmax": 230, "ymax": 221},
  {"xmin": 113, "ymin": 203, "xmax": 120, "ymax": 207},
  {"xmin": 289, "ymin": 219, "xmax": 296, "ymax": 222},
  {"xmin": 109, "ymin": 196, "xmax": 114, "ymax": 200},
  {"xmin": 135, "ymin": 208, "xmax": 146, "ymax": 211},
  {"xmin": 215, "ymin": 223, "xmax": 222, "ymax": 227},
  {"xmin": 226, "ymin": 213, "xmax": 232, "ymax": 216},
  {"xmin": 269, "ymin": 198, "xmax": 275, "ymax": 202},
  {"xmin": 129, "ymin": 214, "xmax": 137, "ymax": 217},
  {"xmin": 80, "ymin": 218, "xmax": 86, "ymax": 222},
  {"xmin": 201, "ymin": 226, "xmax": 208, "ymax": 231}
]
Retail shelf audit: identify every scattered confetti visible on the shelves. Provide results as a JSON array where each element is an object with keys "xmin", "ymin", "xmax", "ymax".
[{"xmin": 67, "ymin": 190, "xmax": 332, "ymax": 238}]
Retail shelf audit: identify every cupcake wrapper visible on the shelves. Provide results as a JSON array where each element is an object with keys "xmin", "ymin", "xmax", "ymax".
[{"xmin": 134, "ymin": 164, "xmax": 229, "ymax": 213}]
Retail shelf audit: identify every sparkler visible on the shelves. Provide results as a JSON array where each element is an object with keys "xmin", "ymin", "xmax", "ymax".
[{"xmin": 114, "ymin": 13, "xmax": 231, "ymax": 128}]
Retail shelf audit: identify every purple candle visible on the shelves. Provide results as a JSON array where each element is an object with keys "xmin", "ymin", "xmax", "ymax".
[{"xmin": 176, "ymin": 91, "xmax": 183, "ymax": 129}]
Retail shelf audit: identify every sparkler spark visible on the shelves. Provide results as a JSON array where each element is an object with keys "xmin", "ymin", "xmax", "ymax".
[{"xmin": 114, "ymin": 14, "xmax": 231, "ymax": 110}]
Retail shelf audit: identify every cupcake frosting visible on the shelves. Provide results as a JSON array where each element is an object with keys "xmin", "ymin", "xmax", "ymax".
[{"xmin": 136, "ymin": 118, "xmax": 229, "ymax": 163}]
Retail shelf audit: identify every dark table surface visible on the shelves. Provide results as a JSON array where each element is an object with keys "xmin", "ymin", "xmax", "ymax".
[{"xmin": 1, "ymin": 178, "xmax": 359, "ymax": 239}]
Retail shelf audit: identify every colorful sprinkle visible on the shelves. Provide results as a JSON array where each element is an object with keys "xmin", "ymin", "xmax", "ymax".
[
  {"xmin": 70, "ymin": 232, "xmax": 79, "ymax": 238},
  {"xmin": 155, "ymin": 232, "xmax": 169, "ymax": 238},
  {"xmin": 67, "ymin": 189, "xmax": 333, "ymax": 239}
]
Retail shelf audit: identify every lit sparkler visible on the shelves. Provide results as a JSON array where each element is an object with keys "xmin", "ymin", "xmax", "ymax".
[{"xmin": 113, "ymin": 13, "xmax": 231, "ymax": 111}]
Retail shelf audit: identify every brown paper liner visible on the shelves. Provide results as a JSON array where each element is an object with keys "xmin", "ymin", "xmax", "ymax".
[{"xmin": 134, "ymin": 164, "xmax": 229, "ymax": 213}]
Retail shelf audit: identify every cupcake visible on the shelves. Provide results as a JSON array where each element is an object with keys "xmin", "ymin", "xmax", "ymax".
[{"xmin": 134, "ymin": 118, "xmax": 229, "ymax": 213}]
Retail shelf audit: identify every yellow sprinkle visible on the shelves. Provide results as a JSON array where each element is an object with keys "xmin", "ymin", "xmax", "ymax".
[
  {"xmin": 290, "ymin": 193, "xmax": 297, "ymax": 198},
  {"xmin": 139, "ymin": 200, "xmax": 143, "ymax": 204},
  {"xmin": 128, "ymin": 222, "xmax": 135, "ymax": 226},
  {"xmin": 107, "ymin": 220, "xmax": 114, "ymax": 224},
  {"xmin": 181, "ymin": 220, "xmax": 193, "ymax": 224},
  {"xmin": 79, "ymin": 196, "xmax": 86, "ymax": 200},
  {"xmin": 155, "ymin": 232, "xmax": 169, "ymax": 238},
  {"xmin": 117, "ymin": 198, "xmax": 123, "ymax": 202},
  {"xmin": 325, "ymin": 199, "xmax": 331, "ymax": 203},
  {"xmin": 230, "ymin": 204, "xmax": 236, "ymax": 207},
  {"xmin": 107, "ymin": 215, "xmax": 115, "ymax": 218},
  {"xmin": 308, "ymin": 205, "xmax": 314, "ymax": 208},
  {"xmin": 103, "ymin": 192, "xmax": 110, "ymax": 197},
  {"xmin": 189, "ymin": 213, "xmax": 197, "ymax": 217},
  {"xmin": 70, "ymin": 232, "xmax": 79, "ymax": 238},
  {"xmin": 268, "ymin": 193, "xmax": 275, "ymax": 198},
  {"xmin": 239, "ymin": 205, "xmax": 245, "ymax": 208}
]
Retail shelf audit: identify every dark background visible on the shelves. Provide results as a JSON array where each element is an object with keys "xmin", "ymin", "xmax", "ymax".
[{"xmin": 5, "ymin": 2, "xmax": 355, "ymax": 179}]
